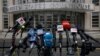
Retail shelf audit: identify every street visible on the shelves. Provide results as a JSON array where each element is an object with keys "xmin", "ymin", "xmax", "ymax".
[{"xmin": 0, "ymin": 38, "xmax": 99, "ymax": 56}]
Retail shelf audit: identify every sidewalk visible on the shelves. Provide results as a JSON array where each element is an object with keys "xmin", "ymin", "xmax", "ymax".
[{"xmin": 0, "ymin": 31, "xmax": 100, "ymax": 39}]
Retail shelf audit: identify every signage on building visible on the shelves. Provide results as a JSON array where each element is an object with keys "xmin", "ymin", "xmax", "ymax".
[
  {"xmin": 8, "ymin": 2, "xmax": 94, "ymax": 12},
  {"xmin": 70, "ymin": 3, "xmax": 90, "ymax": 10}
]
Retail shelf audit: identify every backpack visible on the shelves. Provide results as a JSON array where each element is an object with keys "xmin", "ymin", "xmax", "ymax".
[
  {"xmin": 28, "ymin": 28, "xmax": 36, "ymax": 41},
  {"xmin": 43, "ymin": 32, "xmax": 53, "ymax": 47}
]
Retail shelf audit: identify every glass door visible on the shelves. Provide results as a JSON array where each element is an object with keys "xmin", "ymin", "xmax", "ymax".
[
  {"xmin": 76, "ymin": 13, "xmax": 85, "ymax": 29},
  {"xmin": 39, "ymin": 14, "xmax": 45, "ymax": 27},
  {"xmin": 34, "ymin": 14, "xmax": 45, "ymax": 28},
  {"xmin": 34, "ymin": 13, "xmax": 53, "ymax": 31},
  {"xmin": 45, "ymin": 14, "xmax": 53, "ymax": 31}
]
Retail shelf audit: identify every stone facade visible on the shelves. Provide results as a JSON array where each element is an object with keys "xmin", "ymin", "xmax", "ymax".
[
  {"xmin": 0, "ymin": 0, "xmax": 3, "ymax": 31},
  {"xmin": 0, "ymin": 0, "xmax": 99, "ymax": 31}
]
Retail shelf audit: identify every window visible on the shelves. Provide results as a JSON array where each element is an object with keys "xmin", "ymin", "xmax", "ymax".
[
  {"xmin": 13, "ymin": 0, "xmax": 15, "ymax": 5},
  {"xmin": 53, "ymin": 15, "xmax": 58, "ymax": 21},
  {"xmin": 3, "ymin": 3, "xmax": 7, "ymax": 6},
  {"xmin": 40, "ymin": 16, "xmax": 44, "ymax": 21},
  {"xmin": 4, "ymin": 18, "xmax": 8, "ymax": 29},
  {"xmin": 72, "ymin": 0, "xmax": 75, "ymax": 2},
  {"xmin": 60, "ymin": 0, "xmax": 65, "ymax": 2},
  {"xmin": 71, "ymin": 0, "xmax": 85, "ymax": 3},
  {"xmin": 23, "ymin": 0, "xmax": 27, "ymax": 3},
  {"xmin": 3, "ymin": 0, "xmax": 8, "ymax": 29},
  {"xmin": 32, "ymin": 0, "xmax": 35, "ymax": 2},
  {"xmin": 3, "ymin": 7, "xmax": 8, "ymax": 13},
  {"xmin": 35, "ymin": 0, "xmax": 38, "ymax": 2},
  {"xmin": 22, "ymin": 0, "xmax": 28, "ymax": 4},
  {"xmin": 3, "ymin": 15, "xmax": 8, "ymax": 18},
  {"xmin": 53, "ymin": 14, "xmax": 59, "ymax": 24},
  {"xmin": 47, "ymin": 16, "xmax": 52, "ymax": 21},
  {"xmin": 81, "ymin": 0, "xmax": 85, "ymax": 3},
  {"xmin": 32, "ymin": 0, "xmax": 38, "ymax": 2},
  {"xmin": 67, "ymin": 16, "xmax": 71, "ymax": 22},
  {"xmin": 3, "ymin": 0, "xmax": 7, "ymax": 3},
  {"xmin": 60, "ymin": 14, "xmax": 66, "ymax": 21},
  {"xmin": 28, "ymin": 0, "xmax": 33, "ymax": 3},
  {"xmin": 92, "ymin": 12, "xmax": 99, "ymax": 27},
  {"xmin": 15, "ymin": 0, "xmax": 19, "ymax": 4},
  {"xmin": 3, "ymin": 0, "xmax": 8, "ymax": 7},
  {"xmin": 92, "ymin": 0, "xmax": 99, "ymax": 5},
  {"xmin": 45, "ymin": 0, "xmax": 52, "ymax": 2},
  {"xmin": 19, "ymin": 0, "xmax": 23, "ymax": 4},
  {"xmin": 39, "ymin": 0, "xmax": 45, "ymax": 2},
  {"xmin": 35, "ymin": 15, "xmax": 39, "ymax": 21},
  {"xmin": 52, "ymin": 0, "xmax": 60, "ymax": 2}
]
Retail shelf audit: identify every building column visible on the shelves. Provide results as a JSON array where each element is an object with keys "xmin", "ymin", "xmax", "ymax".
[
  {"xmin": 8, "ymin": 14, "xmax": 13, "ymax": 27},
  {"xmin": 85, "ymin": 0, "xmax": 92, "ymax": 3},
  {"xmin": 85, "ymin": 12, "xmax": 92, "ymax": 31},
  {"xmin": 8, "ymin": 0, "xmax": 14, "ymax": 27},
  {"xmin": 99, "ymin": 0, "xmax": 100, "ymax": 29},
  {"xmin": 0, "ymin": 0, "xmax": 3, "ymax": 31}
]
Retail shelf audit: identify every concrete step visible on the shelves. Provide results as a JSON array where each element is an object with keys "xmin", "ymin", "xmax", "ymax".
[{"xmin": 0, "ymin": 31, "xmax": 100, "ymax": 39}]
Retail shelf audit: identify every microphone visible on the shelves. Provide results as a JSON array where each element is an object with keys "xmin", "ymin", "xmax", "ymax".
[
  {"xmin": 11, "ymin": 22, "xmax": 19, "ymax": 30},
  {"xmin": 24, "ymin": 16, "xmax": 33, "ymax": 28},
  {"xmin": 9, "ymin": 16, "xmax": 32, "ymax": 31},
  {"xmin": 62, "ymin": 20, "xmax": 71, "ymax": 30},
  {"xmin": 8, "ymin": 17, "xmax": 33, "ymax": 55}
]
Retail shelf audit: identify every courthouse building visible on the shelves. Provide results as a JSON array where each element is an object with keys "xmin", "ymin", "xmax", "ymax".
[
  {"xmin": 0, "ymin": 0, "xmax": 8, "ymax": 31},
  {"xmin": 0, "ymin": 0, "xmax": 100, "ymax": 31}
]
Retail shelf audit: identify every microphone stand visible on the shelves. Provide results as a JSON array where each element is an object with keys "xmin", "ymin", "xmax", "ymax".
[
  {"xmin": 8, "ymin": 28, "xmax": 19, "ymax": 56},
  {"xmin": 2, "ymin": 27, "xmax": 12, "ymax": 56},
  {"xmin": 52, "ymin": 24, "xmax": 56, "ymax": 52},
  {"xmin": 71, "ymin": 29, "xmax": 78, "ymax": 52},
  {"xmin": 6, "ymin": 17, "xmax": 32, "ymax": 56},
  {"xmin": 17, "ymin": 17, "xmax": 33, "ymax": 55},
  {"xmin": 17, "ymin": 29, "xmax": 24, "ymax": 56},
  {"xmin": 65, "ymin": 27, "xmax": 78, "ymax": 56},
  {"xmin": 58, "ymin": 31, "xmax": 63, "ymax": 56},
  {"xmin": 78, "ymin": 30, "xmax": 88, "ymax": 56}
]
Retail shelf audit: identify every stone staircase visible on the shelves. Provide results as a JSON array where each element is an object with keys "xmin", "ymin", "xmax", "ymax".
[{"xmin": 86, "ymin": 31, "xmax": 100, "ymax": 38}]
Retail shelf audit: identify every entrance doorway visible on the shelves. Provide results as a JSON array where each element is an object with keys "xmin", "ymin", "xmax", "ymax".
[
  {"xmin": 34, "ymin": 12, "xmax": 84, "ymax": 31},
  {"xmin": 13, "ymin": 12, "xmax": 85, "ymax": 31},
  {"xmin": 34, "ymin": 13, "xmax": 58, "ymax": 31}
]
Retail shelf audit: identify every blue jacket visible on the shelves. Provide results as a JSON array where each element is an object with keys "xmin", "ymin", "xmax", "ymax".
[
  {"xmin": 43, "ymin": 32, "xmax": 53, "ymax": 47},
  {"xmin": 28, "ymin": 28, "xmax": 37, "ymax": 41}
]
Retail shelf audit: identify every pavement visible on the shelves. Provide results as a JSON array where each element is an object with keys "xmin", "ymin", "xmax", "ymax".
[
  {"xmin": 0, "ymin": 46, "xmax": 100, "ymax": 56},
  {"xmin": 0, "ymin": 38, "xmax": 99, "ymax": 56},
  {"xmin": 0, "ymin": 31, "xmax": 100, "ymax": 56}
]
